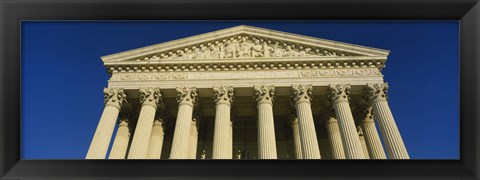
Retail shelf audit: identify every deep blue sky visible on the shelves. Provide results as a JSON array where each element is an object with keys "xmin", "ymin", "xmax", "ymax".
[{"xmin": 21, "ymin": 21, "xmax": 459, "ymax": 159}]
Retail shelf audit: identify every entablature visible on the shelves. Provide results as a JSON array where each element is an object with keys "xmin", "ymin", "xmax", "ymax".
[{"xmin": 105, "ymin": 56, "xmax": 386, "ymax": 74}]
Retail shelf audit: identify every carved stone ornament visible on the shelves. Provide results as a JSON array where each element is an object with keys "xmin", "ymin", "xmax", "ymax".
[
  {"xmin": 290, "ymin": 84, "xmax": 313, "ymax": 104},
  {"xmin": 132, "ymin": 35, "xmax": 352, "ymax": 62},
  {"xmin": 176, "ymin": 87, "xmax": 198, "ymax": 107},
  {"xmin": 253, "ymin": 85, "xmax": 275, "ymax": 105},
  {"xmin": 103, "ymin": 88, "xmax": 128, "ymax": 109},
  {"xmin": 213, "ymin": 86, "xmax": 235, "ymax": 105},
  {"xmin": 319, "ymin": 107, "xmax": 337, "ymax": 124},
  {"xmin": 363, "ymin": 83, "xmax": 389, "ymax": 103},
  {"xmin": 139, "ymin": 87, "xmax": 162, "ymax": 108},
  {"xmin": 357, "ymin": 126, "xmax": 365, "ymax": 136},
  {"xmin": 327, "ymin": 84, "xmax": 351, "ymax": 103},
  {"xmin": 287, "ymin": 104, "xmax": 297, "ymax": 124},
  {"xmin": 192, "ymin": 110, "xmax": 202, "ymax": 129},
  {"xmin": 352, "ymin": 105, "xmax": 374, "ymax": 125},
  {"xmin": 152, "ymin": 118, "xmax": 165, "ymax": 128}
]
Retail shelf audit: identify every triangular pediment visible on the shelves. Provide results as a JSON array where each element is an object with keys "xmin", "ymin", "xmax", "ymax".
[{"xmin": 101, "ymin": 25, "xmax": 389, "ymax": 64}]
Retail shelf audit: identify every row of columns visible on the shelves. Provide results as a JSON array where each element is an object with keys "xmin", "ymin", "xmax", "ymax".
[{"xmin": 86, "ymin": 83, "xmax": 409, "ymax": 159}]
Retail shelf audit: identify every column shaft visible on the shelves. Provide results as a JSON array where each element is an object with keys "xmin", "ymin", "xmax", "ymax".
[
  {"xmin": 291, "ymin": 119, "xmax": 303, "ymax": 159},
  {"xmin": 212, "ymin": 103, "xmax": 232, "ymax": 159},
  {"xmin": 373, "ymin": 101, "xmax": 409, "ymax": 159},
  {"xmin": 146, "ymin": 120, "xmax": 165, "ymax": 159},
  {"xmin": 170, "ymin": 104, "xmax": 194, "ymax": 159},
  {"xmin": 86, "ymin": 105, "xmax": 120, "ymax": 159},
  {"xmin": 333, "ymin": 101, "xmax": 366, "ymax": 159},
  {"xmin": 128, "ymin": 105, "xmax": 156, "ymax": 159},
  {"xmin": 188, "ymin": 120, "xmax": 199, "ymax": 159},
  {"xmin": 361, "ymin": 120, "xmax": 387, "ymax": 159},
  {"xmin": 86, "ymin": 88, "xmax": 126, "ymax": 159},
  {"xmin": 324, "ymin": 118, "xmax": 346, "ymax": 159},
  {"xmin": 296, "ymin": 102, "xmax": 321, "ymax": 159},
  {"xmin": 108, "ymin": 119, "xmax": 130, "ymax": 159},
  {"xmin": 359, "ymin": 135, "xmax": 371, "ymax": 159},
  {"xmin": 212, "ymin": 86, "xmax": 234, "ymax": 159},
  {"xmin": 257, "ymin": 102, "xmax": 277, "ymax": 159}
]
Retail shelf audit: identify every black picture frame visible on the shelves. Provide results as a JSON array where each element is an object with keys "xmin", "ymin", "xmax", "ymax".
[{"xmin": 1, "ymin": 0, "xmax": 479, "ymax": 179}]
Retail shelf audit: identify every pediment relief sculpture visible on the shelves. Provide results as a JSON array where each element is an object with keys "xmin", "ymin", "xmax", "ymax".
[{"xmin": 132, "ymin": 35, "xmax": 356, "ymax": 62}]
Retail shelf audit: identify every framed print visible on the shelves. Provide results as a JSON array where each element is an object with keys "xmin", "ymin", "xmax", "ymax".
[{"xmin": 1, "ymin": 0, "xmax": 479, "ymax": 179}]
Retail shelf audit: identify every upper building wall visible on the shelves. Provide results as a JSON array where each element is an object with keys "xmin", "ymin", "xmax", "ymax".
[{"xmin": 102, "ymin": 25, "xmax": 389, "ymax": 92}]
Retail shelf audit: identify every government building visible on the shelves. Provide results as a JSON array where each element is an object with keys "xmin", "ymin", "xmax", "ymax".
[{"xmin": 85, "ymin": 25, "xmax": 409, "ymax": 160}]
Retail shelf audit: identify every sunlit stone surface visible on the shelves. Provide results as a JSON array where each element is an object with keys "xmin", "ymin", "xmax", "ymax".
[{"xmin": 86, "ymin": 25, "xmax": 408, "ymax": 160}]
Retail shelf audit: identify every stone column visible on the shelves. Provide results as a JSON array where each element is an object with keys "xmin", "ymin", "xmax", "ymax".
[
  {"xmin": 327, "ymin": 84, "xmax": 366, "ymax": 159},
  {"xmin": 254, "ymin": 85, "xmax": 278, "ymax": 159},
  {"xmin": 212, "ymin": 86, "xmax": 234, "ymax": 159},
  {"xmin": 170, "ymin": 87, "xmax": 198, "ymax": 159},
  {"xmin": 357, "ymin": 126, "xmax": 371, "ymax": 159},
  {"xmin": 355, "ymin": 106, "xmax": 387, "ymax": 159},
  {"xmin": 128, "ymin": 87, "xmax": 162, "ymax": 159},
  {"xmin": 146, "ymin": 118, "xmax": 165, "ymax": 159},
  {"xmin": 86, "ymin": 88, "xmax": 127, "ymax": 159},
  {"xmin": 108, "ymin": 118, "xmax": 130, "ymax": 159},
  {"xmin": 291, "ymin": 84, "xmax": 321, "ymax": 159},
  {"xmin": 321, "ymin": 108, "xmax": 346, "ymax": 159},
  {"xmin": 188, "ymin": 116, "xmax": 200, "ymax": 159},
  {"xmin": 364, "ymin": 83, "xmax": 409, "ymax": 159},
  {"xmin": 289, "ymin": 113, "xmax": 303, "ymax": 159}
]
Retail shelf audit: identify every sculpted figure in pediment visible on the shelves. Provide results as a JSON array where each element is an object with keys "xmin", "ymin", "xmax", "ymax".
[
  {"xmin": 217, "ymin": 42, "xmax": 225, "ymax": 59},
  {"xmin": 272, "ymin": 42, "xmax": 284, "ymax": 57},
  {"xmin": 224, "ymin": 39, "xmax": 238, "ymax": 58},
  {"xmin": 299, "ymin": 47, "xmax": 311, "ymax": 57},
  {"xmin": 284, "ymin": 45, "xmax": 299, "ymax": 57},
  {"xmin": 206, "ymin": 44, "xmax": 220, "ymax": 59},
  {"xmin": 251, "ymin": 39, "xmax": 264, "ymax": 58},
  {"xmin": 169, "ymin": 51, "xmax": 178, "ymax": 59},
  {"xmin": 176, "ymin": 50, "xmax": 186, "ymax": 59},
  {"xmin": 194, "ymin": 46, "xmax": 208, "ymax": 59},
  {"xmin": 262, "ymin": 41, "xmax": 272, "ymax": 58},
  {"xmin": 237, "ymin": 37, "xmax": 253, "ymax": 58}
]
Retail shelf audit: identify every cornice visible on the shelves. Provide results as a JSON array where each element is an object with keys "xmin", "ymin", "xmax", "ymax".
[
  {"xmin": 106, "ymin": 56, "xmax": 386, "ymax": 74},
  {"xmin": 101, "ymin": 25, "xmax": 390, "ymax": 65}
]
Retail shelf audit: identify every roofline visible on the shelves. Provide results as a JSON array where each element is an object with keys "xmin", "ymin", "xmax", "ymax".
[{"xmin": 101, "ymin": 25, "xmax": 390, "ymax": 63}]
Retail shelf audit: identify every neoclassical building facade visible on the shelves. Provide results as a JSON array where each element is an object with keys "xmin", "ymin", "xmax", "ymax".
[{"xmin": 86, "ymin": 25, "xmax": 409, "ymax": 160}]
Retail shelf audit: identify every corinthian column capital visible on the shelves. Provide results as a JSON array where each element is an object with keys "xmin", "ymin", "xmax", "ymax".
[
  {"xmin": 213, "ymin": 86, "xmax": 234, "ymax": 106},
  {"xmin": 363, "ymin": 83, "xmax": 389, "ymax": 103},
  {"xmin": 103, "ymin": 88, "xmax": 128, "ymax": 109},
  {"xmin": 319, "ymin": 107, "xmax": 336, "ymax": 124},
  {"xmin": 139, "ymin": 87, "xmax": 162, "ymax": 108},
  {"xmin": 327, "ymin": 84, "xmax": 351, "ymax": 103},
  {"xmin": 176, "ymin": 87, "xmax": 198, "ymax": 107},
  {"xmin": 290, "ymin": 84, "xmax": 313, "ymax": 104},
  {"xmin": 254, "ymin": 85, "xmax": 275, "ymax": 105}
]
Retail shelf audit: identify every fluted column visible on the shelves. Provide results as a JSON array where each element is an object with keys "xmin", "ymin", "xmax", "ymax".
[
  {"xmin": 356, "ymin": 106, "xmax": 387, "ymax": 159},
  {"xmin": 146, "ymin": 118, "xmax": 165, "ymax": 159},
  {"xmin": 86, "ymin": 88, "xmax": 127, "ymax": 159},
  {"xmin": 170, "ymin": 87, "xmax": 198, "ymax": 159},
  {"xmin": 327, "ymin": 84, "xmax": 366, "ymax": 159},
  {"xmin": 322, "ymin": 111, "xmax": 346, "ymax": 159},
  {"xmin": 212, "ymin": 86, "xmax": 234, "ymax": 159},
  {"xmin": 364, "ymin": 83, "xmax": 409, "ymax": 159},
  {"xmin": 289, "ymin": 113, "xmax": 303, "ymax": 159},
  {"xmin": 128, "ymin": 87, "xmax": 162, "ymax": 159},
  {"xmin": 357, "ymin": 126, "xmax": 371, "ymax": 159},
  {"xmin": 291, "ymin": 84, "xmax": 321, "ymax": 159},
  {"xmin": 254, "ymin": 85, "xmax": 277, "ymax": 159},
  {"xmin": 188, "ymin": 116, "xmax": 199, "ymax": 159},
  {"xmin": 108, "ymin": 118, "xmax": 131, "ymax": 159}
]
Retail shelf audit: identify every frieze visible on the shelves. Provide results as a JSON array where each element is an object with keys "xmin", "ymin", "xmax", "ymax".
[
  {"xmin": 129, "ymin": 35, "xmax": 359, "ymax": 62},
  {"xmin": 109, "ymin": 68, "xmax": 382, "ymax": 81}
]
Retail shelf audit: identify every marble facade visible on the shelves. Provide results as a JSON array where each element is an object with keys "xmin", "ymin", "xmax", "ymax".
[{"xmin": 86, "ymin": 25, "xmax": 409, "ymax": 159}]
